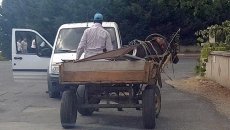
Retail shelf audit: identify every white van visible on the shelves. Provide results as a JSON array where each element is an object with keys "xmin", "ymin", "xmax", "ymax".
[{"xmin": 12, "ymin": 22, "xmax": 122, "ymax": 98}]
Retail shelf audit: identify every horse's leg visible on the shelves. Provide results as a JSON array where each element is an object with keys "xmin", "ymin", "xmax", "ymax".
[{"xmin": 132, "ymin": 84, "xmax": 141, "ymax": 110}]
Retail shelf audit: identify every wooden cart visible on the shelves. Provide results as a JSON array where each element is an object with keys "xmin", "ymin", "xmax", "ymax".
[
  {"xmin": 59, "ymin": 46, "xmax": 161, "ymax": 129},
  {"xmin": 59, "ymin": 59, "xmax": 161, "ymax": 129}
]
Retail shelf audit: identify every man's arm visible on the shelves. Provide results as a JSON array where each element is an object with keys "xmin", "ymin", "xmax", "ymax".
[
  {"xmin": 76, "ymin": 30, "xmax": 87, "ymax": 59},
  {"xmin": 17, "ymin": 42, "xmax": 22, "ymax": 52},
  {"xmin": 105, "ymin": 32, "xmax": 113, "ymax": 51}
]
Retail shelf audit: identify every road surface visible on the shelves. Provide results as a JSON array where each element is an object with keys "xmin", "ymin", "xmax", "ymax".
[{"xmin": 0, "ymin": 57, "xmax": 229, "ymax": 130}]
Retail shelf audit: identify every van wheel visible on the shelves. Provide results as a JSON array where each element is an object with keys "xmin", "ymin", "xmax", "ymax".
[
  {"xmin": 48, "ymin": 84, "xmax": 60, "ymax": 98},
  {"xmin": 48, "ymin": 80, "xmax": 60, "ymax": 98},
  {"xmin": 48, "ymin": 90, "xmax": 60, "ymax": 98}
]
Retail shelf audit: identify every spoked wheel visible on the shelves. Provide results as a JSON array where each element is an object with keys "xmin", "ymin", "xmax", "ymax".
[
  {"xmin": 155, "ymin": 86, "xmax": 161, "ymax": 118},
  {"xmin": 142, "ymin": 85, "xmax": 156, "ymax": 129},
  {"xmin": 60, "ymin": 90, "xmax": 77, "ymax": 129},
  {"xmin": 76, "ymin": 85, "xmax": 95, "ymax": 116}
]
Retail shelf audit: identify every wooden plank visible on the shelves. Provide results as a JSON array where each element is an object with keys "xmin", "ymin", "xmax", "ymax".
[
  {"xmin": 76, "ymin": 44, "xmax": 139, "ymax": 62},
  {"xmin": 61, "ymin": 71, "xmax": 146, "ymax": 83},
  {"xmin": 59, "ymin": 60, "xmax": 158, "ymax": 84},
  {"xmin": 61, "ymin": 80, "xmax": 147, "ymax": 84},
  {"xmin": 122, "ymin": 54, "xmax": 145, "ymax": 61},
  {"xmin": 63, "ymin": 61, "xmax": 146, "ymax": 72},
  {"xmin": 144, "ymin": 61, "xmax": 151, "ymax": 83}
]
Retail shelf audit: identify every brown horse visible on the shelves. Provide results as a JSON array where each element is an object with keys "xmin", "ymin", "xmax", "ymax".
[
  {"xmin": 128, "ymin": 33, "xmax": 179, "ymax": 64},
  {"xmin": 128, "ymin": 33, "xmax": 179, "ymax": 115}
]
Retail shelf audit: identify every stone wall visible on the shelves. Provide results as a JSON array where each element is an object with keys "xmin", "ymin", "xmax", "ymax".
[{"xmin": 206, "ymin": 51, "xmax": 230, "ymax": 89}]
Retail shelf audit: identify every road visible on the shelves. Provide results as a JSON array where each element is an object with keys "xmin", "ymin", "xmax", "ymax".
[{"xmin": 0, "ymin": 57, "xmax": 230, "ymax": 130}]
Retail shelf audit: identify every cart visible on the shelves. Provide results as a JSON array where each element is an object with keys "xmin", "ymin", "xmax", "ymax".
[{"xmin": 59, "ymin": 47, "xmax": 162, "ymax": 129}]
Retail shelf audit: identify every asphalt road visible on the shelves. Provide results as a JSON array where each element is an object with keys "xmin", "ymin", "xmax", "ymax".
[{"xmin": 0, "ymin": 57, "xmax": 230, "ymax": 130}]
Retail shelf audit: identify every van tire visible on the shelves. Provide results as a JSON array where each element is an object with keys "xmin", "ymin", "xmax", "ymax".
[
  {"xmin": 48, "ymin": 80, "xmax": 60, "ymax": 98},
  {"xmin": 48, "ymin": 90, "xmax": 60, "ymax": 98}
]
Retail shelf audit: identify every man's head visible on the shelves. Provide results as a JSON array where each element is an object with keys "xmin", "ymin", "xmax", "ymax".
[{"xmin": 94, "ymin": 13, "xmax": 103, "ymax": 24}]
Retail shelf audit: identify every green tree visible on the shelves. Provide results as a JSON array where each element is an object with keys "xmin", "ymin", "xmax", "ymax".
[{"xmin": 0, "ymin": 0, "xmax": 229, "ymax": 59}]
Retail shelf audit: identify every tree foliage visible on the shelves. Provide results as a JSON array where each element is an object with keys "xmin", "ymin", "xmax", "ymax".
[
  {"xmin": 0, "ymin": 0, "xmax": 229, "ymax": 59},
  {"xmin": 195, "ymin": 20, "xmax": 230, "ymax": 76}
]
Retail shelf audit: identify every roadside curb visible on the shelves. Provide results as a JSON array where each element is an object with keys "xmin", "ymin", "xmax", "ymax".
[
  {"xmin": 165, "ymin": 80, "xmax": 175, "ymax": 88},
  {"xmin": 177, "ymin": 53, "xmax": 200, "ymax": 57}
]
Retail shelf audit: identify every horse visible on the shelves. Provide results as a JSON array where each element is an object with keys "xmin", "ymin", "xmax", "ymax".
[
  {"xmin": 128, "ymin": 33, "xmax": 179, "ymax": 65},
  {"xmin": 127, "ymin": 33, "xmax": 180, "ymax": 115}
]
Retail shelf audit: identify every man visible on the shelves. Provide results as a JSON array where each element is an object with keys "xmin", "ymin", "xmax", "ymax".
[
  {"xmin": 16, "ymin": 39, "xmax": 22, "ymax": 53},
  {"xmin": 31, "ymin": 39, "xmax": 36, "ymax": 53},
  {"xmin": 76, "ymin": 13, "xmax": 113, "ymax": 59},
  {"xmin": 21, "ymin": 37, "xmax": 28, "ymax": 53}
]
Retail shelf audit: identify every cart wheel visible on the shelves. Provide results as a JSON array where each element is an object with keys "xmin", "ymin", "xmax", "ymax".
[
  {"xmin": 142, "ymin": 86, "xmax": 156, "ymax": 129},
  {"xmin": 60, "ymin": 90, "xmax": 77, "ymax": 129},
  {"xmin": 155, "ymin": 86, "xmax": 161, "ymax": 118},
  {"xmin": 76, "ymin": 85, "xmax": 94, "ymax": 116}
]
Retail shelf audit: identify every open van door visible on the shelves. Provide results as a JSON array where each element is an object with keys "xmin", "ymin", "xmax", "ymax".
[{"xmin": 12, "ymin": 29, "xmax": 53, "ymax": 82}]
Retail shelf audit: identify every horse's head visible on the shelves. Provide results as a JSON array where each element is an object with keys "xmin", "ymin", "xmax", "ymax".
[
  {"xmin": 145, "ymin": 33, "xmax": 179, "ymax": 64},
  {"xmin": 145, "ymin": 33, "xmax": 168, "ymax": 54},
  {"xmin": 169, "ymin": 41, "xmax": 179, "ymax": 64}
]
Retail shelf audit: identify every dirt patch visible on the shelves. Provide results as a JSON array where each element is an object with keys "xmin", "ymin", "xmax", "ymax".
[{"xmin": 166, "ymin": 76, "xmax": 230, "ymax": 119}]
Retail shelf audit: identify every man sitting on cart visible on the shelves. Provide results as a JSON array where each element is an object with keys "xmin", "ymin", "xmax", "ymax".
[{"xmin": 76, "ymin": 13, "xmax": 113, "ymax": 59}]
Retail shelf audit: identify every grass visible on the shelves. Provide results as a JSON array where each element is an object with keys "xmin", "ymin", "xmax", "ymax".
[{"xmin": 0, "ymin": 52, "xmax": 6, "ymax": 61}]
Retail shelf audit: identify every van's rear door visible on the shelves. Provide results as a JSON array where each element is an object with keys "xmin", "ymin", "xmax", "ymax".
[{"xmin": 12, "ymin": 29, "xmax": 53, "ymax": 82}]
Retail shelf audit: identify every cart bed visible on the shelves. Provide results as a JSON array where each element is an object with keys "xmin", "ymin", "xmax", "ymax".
[{"xmin": 60, "ymin": 60, "xmax": 158, "ymax": 84}]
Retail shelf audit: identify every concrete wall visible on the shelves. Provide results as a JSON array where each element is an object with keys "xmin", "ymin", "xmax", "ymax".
[{"xmin": 206, "ymin": 51, "xmax": 230, "ymax": 89}]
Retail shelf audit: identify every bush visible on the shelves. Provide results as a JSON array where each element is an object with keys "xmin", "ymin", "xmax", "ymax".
[
  {"xmin": 195, "ymin": 20, "xmax": 230, "ymax": 76},
  {"xmin": 196, "ymin": 43, "xmax": 230, "ymax": 76},
  {"xmin": 0, "ymin": 51, "xmax": 5, "ymax": 61}
]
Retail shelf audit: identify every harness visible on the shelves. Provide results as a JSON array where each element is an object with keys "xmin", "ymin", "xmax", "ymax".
[{"xmin": 130, "ymin": 40, "xmax": 162, "ymax": 63}]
